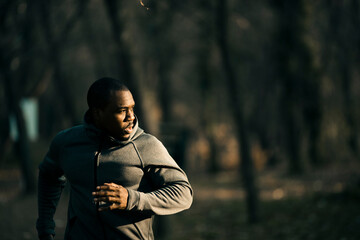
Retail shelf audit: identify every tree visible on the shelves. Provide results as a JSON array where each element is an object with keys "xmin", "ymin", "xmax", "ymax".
[
  {"xmin": 39, "ymin": 0, "xmax": 89, "ymax": 128},
  {"xmin": 0, "ymin": 0, "xmax": 36, "ymax": 193},
  {"xmin": 272, "ymin": 0, "xmax": 321, "ymax": 173},
  {"xmin": 103, "ymin": 0, "xmax": 150, "ymax": 131},
  {"xmin": 328, "ymin": 0, "xmax": 360, "ymax": 160},
  {"xmin": 215, "ymin": 0, "xmax": 259, "ymax": 223}
]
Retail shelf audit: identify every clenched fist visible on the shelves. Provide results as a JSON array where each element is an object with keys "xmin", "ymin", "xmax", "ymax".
[{"xmin": 92, "ymin": 183, "xmax": 128, "ymax": 211}]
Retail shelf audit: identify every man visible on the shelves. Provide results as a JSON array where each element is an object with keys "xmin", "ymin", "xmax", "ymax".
[{"xmin": 36, "ymin": 77, "xmax": 193, "ymax": 240}]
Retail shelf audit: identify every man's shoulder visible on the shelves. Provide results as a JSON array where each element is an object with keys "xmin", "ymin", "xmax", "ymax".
[
  {"xmin": 134, "ymin": 132, "xmax": 168, "ymax": 153},
  {"xmin": 133, "ymin": 132, "xmax": 178, "ymax": 166},
  {"xmin": 52, "ymin": 125, "xmax": 87, "ymax": 143},
  {"xmin": 136, "ymin": 132, "xmax": 161, "ymax": 144}
]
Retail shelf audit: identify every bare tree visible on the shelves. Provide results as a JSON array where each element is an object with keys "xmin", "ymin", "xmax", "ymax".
[
  {"xmin": 39, "ymin": 0, "xmax": 89, "ymax": 127},
  {"xmin": 329, "ymin": 0, "xmax": 360, "ymax": 160},
  {"xmin": 103, "ymin": 0, "xmax": 150, "ymax": 131},
  {"xmin": 271, "ymin": 0, "xmax": 321, "ymax": 173},
  {"xmin": 0, "ymin": 0, "xmax": 36, "ymax": 193},
  {"xmin": 145, "ymin": 0, "xmax": 176, "ymax": 123},
  {"xmin": 215, "ymin": 0, "xmax": 259, "ymax": 223},
  {"xmin": 194, "ymin": 0, "xmax": 220, "ymax": 173}
]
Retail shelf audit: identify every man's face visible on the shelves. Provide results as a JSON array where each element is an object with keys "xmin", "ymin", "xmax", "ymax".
[{"xmin": 96, "ymin": 90, "xmax": 136, "ymax": 140}]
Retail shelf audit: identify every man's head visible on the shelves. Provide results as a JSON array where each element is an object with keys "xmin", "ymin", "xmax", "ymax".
[{"xmin": 87, "ymin": 77, "xmax": 136, "ymax": 140}]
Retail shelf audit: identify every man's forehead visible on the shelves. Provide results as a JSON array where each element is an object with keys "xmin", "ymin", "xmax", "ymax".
[{"xmin": 110, "ymin": 90, "xmax": 135, "ymax": 106}]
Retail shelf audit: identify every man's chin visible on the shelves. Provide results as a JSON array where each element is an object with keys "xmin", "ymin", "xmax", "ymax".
[
  {"xmin": 117, "ymin": 135, "xmax": 130, "ymax": 141},
  {"xmin": 119, "ymin": 131, "xmax": 131, "ymax": 140}
]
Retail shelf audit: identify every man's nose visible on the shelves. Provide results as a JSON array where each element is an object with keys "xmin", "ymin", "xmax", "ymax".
[{"xmin": 126, "ymin": 110, "xmax": 135, "ymax": 121}]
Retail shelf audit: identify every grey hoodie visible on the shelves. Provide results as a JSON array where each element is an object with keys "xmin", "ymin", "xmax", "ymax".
[{"xmin": 36, "ymin": 115, "xmax": 193, "ymax": 239}]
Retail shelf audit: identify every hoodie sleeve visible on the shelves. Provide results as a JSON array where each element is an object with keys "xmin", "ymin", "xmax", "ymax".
[
  {"xmin": 36, "ymin": 133, "xmax": 66, "ymax": 237},
  {"xmin": 126, "ymin": 135, "xmax": 193, "ymax": 215}
]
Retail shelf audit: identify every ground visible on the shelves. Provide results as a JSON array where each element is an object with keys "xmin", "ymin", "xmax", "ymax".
[{"xmin": 0, "ymin": 163, "xmax": 359, "ymax": 240}]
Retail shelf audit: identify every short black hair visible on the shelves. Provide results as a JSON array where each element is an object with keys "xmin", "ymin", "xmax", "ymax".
[{"xmin": 87, "ymin": 77, "xmax": 129, "ymax": 110}]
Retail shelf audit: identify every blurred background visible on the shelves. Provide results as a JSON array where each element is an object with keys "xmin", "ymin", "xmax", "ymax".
[{"xmin": 1, "ymin": 0, "xmax": 360, "ymax": 239}]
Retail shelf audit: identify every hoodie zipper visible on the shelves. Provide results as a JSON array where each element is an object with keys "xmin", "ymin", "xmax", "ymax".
[
  {"xmin": 93, "ymin": 140, "xmax": 108, "ymax": 240},
  {"xmin": 94, "ymin": 149, "xmax": 101, "ymax": 209}
]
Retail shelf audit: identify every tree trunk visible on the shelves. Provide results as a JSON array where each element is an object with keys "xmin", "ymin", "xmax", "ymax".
[
  {"xmin": 1, "ymin": 72, "xmax": 36, "ymax": 193},
  {"xmin": 103, "ymin": 0, "xmax": 150, "ymax": 131},
  {"xmin": 334, "ymin": 1, "xmax": 359, "ymax": 159},
  {"xmin": 195, "ymin": 0, "xmax": 220, "ymax": 173},
  {"xmin": 149, "ymin": 1, "xmax": 176, "ymax": 123},
  {"xmin": 215, "ymin": 0, "xmax": 259, "ymax": 223},
  {"xmin": 0, "ymin": 0, "xmax": 36, "ymax": 193},
  {"xmin": 272, "ymin": 0, "xmax": 321, "ymax": 173},
  {"xmin": 39, "ymin": 0, "xmax": 88, "ymax": 127}
]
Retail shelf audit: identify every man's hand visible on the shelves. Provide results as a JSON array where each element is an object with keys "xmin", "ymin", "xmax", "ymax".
[{"xmin": 92, "ymin": 183, "xmax": 128, "ymax": 211}]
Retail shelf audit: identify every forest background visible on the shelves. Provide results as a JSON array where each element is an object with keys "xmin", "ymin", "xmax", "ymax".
[{"xmin": 1, "ymin": 0, "xmax": 360, "ymax": 239}]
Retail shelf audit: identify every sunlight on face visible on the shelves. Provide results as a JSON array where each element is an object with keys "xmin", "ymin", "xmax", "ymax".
[{"xmin": 97, "ymin": 90, "xmax": 136, "ymax": 140}]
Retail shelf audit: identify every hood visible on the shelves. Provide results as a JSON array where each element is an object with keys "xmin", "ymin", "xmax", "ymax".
[{"xmin": 84, "ymin": 110, "xmax": 144, "ymax": 145}]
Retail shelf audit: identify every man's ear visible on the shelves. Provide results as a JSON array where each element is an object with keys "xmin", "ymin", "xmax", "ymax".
[{"xmin": 92, "ymin": 108, "xmax": 103, "ymax": 124}]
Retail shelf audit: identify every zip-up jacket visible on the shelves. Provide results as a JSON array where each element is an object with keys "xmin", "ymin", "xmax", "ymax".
[{"xmin": 36, "ymin": 115, "xmax": 193, "ymax": 239}]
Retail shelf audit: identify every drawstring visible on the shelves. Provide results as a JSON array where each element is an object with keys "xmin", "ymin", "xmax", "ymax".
[{"xmin": 94, "ymin": 135, "xmax": 104, "ymax": 210}]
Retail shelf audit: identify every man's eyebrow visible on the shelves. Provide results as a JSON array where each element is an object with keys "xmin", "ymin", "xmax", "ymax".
[{"xmin": 116, "ymin": 104, "xmax": 135, "ymax": 109}]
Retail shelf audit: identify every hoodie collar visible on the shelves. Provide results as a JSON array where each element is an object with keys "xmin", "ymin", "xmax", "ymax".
[{"xmin": 84, "ymin": 110, "xmax": 143, "ymax": 145}]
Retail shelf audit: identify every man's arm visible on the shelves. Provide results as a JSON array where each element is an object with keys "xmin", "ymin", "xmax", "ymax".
[
  {"xmin": 37, "ymin": 170, "xmax": 66, "ymax": 238},
  {"xmin": 36, "ymin": 134, "xmax": 66, "ymax": 239},
  {"xmin": 93, "ymin": 136, "xmax": 193, "ymax": 215},
  {"xmin": 126, "ymin": 166, "xmax": 193, "ymax": 215},
  {"xmin": 130, "ymin": 136, "xmax": 193, "ymax": 215},
  {"xmin": 92, "ymin": 168, "xmax": 193, "ymax": 215}
]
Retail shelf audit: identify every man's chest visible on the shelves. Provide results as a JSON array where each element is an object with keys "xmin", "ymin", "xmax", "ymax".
[{"xmin": 60, "ymin": 143, "xmax": 144, "ymax": 189}]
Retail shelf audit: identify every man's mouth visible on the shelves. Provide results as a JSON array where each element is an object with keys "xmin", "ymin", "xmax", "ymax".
[{"xmin": 124, "ymin": 123, "xmax": 134, "ymax": 134}]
